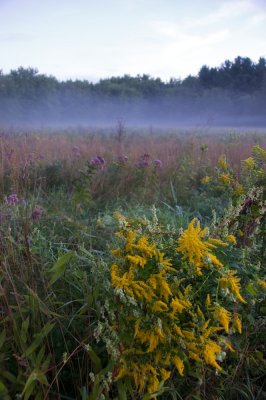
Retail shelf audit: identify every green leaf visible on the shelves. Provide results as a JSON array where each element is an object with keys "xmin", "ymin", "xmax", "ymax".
[
  {"xmin": 21, "ymin": 317, "xmax": 30, "ymax": 344},
  {"xmin": 117, "ymin": 379, "xmax": 127, "ymax": 400},
  {"xmin": 86, "ymin": 345, "xmax": 102, "ymax": 373},
  {"xmin": 26, "ymin": 287, "xmax": 61, "ymax": 317},
  {"xmin": 23, "ymin": 322, "xmax": 55, "ymax": 357},
  {"xmin": 22, "ymin": 370, "xmax": 48, "ymax": 400},
  {"xmin": 246, "ymin": 282, "xmax": 258, "ymax": 296},
  {"xmin": 49, "ymin": 251, "xmax": 75, "ymax": 285}
]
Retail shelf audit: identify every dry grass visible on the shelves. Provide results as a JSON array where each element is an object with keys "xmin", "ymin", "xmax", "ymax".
[{"xmin": 0, "ymin": 126, "xmax": 265, "ymax": 194}]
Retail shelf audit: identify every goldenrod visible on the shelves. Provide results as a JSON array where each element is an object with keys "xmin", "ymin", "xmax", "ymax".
[
  {"xmin": 203, "ymin": 341, "xmax": 222, "ymax": 371},
  {"xmin": 177, "ymin": 218, "xmax": 226, "ymax": 275},
  {"xmin": 173, "ymin": 355, "xmax": 184, "ymax": 376},
  {"xmin": 214, "ymin": 306, "xmax": 231, "ymax": 333}
]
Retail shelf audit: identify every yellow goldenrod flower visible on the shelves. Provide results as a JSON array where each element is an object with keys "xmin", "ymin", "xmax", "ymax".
[
  {"xmin": 201, "ymin": 176, "xmax": 211, "ymax": 184},
  {"xmin": 258, "ymin": 279, "xmax": 266, "ymax": 290},
  {"xmin": 182, "ymin": 330, "xmax": 196, "ymax": 341},
  {"xmin": 206, "ymin": 294, "xmax": 211, "ymax": 307},
  {"xmin": 203, "ymin": 341, "xmax": 222, "ymax": 371},
  {"xmin": 147, "ymin": 374, "xmax": 160, "ymax": 394},
  {"xmin": 186, "ymin": 342, "xmax": 198, "ymax": 352},
  {"xmin": 207, "ymin": 253, "xmax": 223, "ymax": 268},
  {"xmin": 112, "ymin": 248, "xmax": 122, "ymax": 257},
  {"xmin": 234, "ymin": 184, "xmax": 244, "ymax": 197},
  {"xmin": 218, "ymin": 154, "xmax": 228, "ymax": 170},
  {"xmin": 177, "ymin": 218, "xmax": 225, "ymax": 275},
  {"xmin": 189, "ymin": 351, "xmax": 201, "ymax": 362},
  {"xmin": 152, "ymin": 300, "xmax": 169, "ymax": 313},
  {"xmin": 160, "ymin": 368, "xmax": 171, "ymax": 381},
  {"xmin": 136, "ymin": 236, "xmax": 156, "ymax": 257},
  {"xmin": 201, "ymin": 326, "xmax": 223, "ymax": 340},
  {"xmin": 159, "ymin": 278, "xmax": 172, "ymax": 301},
  {"xmin": 197, "ymin": 305, "xmax": 204, "ymax": 319},
  {"xmin": 131, "ymin": 281, "xmax": 154, "ymax": 301},
  {"xmin": 219, "ymin": 271, "xmax": 247, "ymax": 304},
  {"xmin": 242, "ymin": 157, "xmax": 255, "ymax": 170},
  {"xmin": 147, "ymin": 276, "xmax": 158, "ymax": 290},
  {"xmin": 126, "ymin": 254, "xmax": 147, "ymax": 268},
  {"xmin": 116, "ymin": 367, "xmax": 128, "ymax": 380},
  {"xmin": 124, "ymin": 230, "xmax": 138, "ymax": 252},
  {"xmin": 156, "ymin": 251, "xmax": 175, "ymax": 271},
  {"xmin": 174, "ymin": 325, "xmax": 184, "ymax": 337},
  {"xmin": 173, "ymin": 355, "xmax": 184, "ymax": 376},
  {"xmin": 226, "ymin": 235, "xmax": 237, "ymax": 244},
  {"xmin": 171, "ymin": 297, "xmax": 187, "ymax": 314},
  {"xmin": 154, "ymin": 351, "xmax": 162, "ymax": 363},
  {"xmin": 219, "ymin": 173, "xmax": 231, "ymax": 185},
  {"xmin": 252, "ymin": 145, "xmax": 266, "ymax": 161},
  {"xmin": 147, "ymin": 332, "xmax": 160, "ymax": 353},
  {"xmin": 163, "ymin": 353, "xmax": 171, "ymax": 366},
  {"xmin": 233, "ymin": 314, "xmax": 242, "ymax": 334},
  {"xmin": 111, "ymin": 213, "xmax": 248, "ymax": 397},
  {"xmin": 222, "ymin": 340, "xmax": 235, "ymax": 353},
  {"xmin": 214, "ymin": 306, "xmax": 231, "ymax": 333}
]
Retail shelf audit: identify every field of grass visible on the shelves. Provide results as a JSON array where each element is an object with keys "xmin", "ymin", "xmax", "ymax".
[{"xmin": 0, "ymin": 126, "xmax": 265, "ymax": 399}]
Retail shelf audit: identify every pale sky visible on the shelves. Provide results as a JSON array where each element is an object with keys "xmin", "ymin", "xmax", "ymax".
[{"xmin": 1, "ymin": 0, "xmax": 266, "ymax": 82}]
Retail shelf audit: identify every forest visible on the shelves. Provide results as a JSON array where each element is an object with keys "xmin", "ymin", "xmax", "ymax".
[{"xmin": 1, "ymin": 56, "xmax": 266, "ymax": 126}]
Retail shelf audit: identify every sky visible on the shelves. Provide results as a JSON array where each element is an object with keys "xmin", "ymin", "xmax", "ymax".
[{"xmin": 0, "ymin": 0, "xmax": 266, "ymax": 82}]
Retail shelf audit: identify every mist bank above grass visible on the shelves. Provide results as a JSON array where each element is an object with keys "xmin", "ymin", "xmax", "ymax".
[{"xmin": 1, "ymin": 56, "xmax": 266, "ymax": 128}]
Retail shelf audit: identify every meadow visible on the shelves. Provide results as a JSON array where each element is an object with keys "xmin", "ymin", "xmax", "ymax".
[{"xmin": 0, "ymin": 126, "xmax": 265, "ymax": 399}]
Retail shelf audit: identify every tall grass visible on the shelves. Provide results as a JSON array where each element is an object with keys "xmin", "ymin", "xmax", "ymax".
[{"xmin": 0, "ymin": 127, "xmax": 265, "ymax": 399}]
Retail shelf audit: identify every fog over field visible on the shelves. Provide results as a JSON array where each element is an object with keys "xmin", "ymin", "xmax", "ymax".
[
  {"xmin": 1, "ymin": 96, "xmax": 266, "ymax": 129},
  {"xmin": 1, "ymin": 56, "xmax": 266, "ymax": 129}
]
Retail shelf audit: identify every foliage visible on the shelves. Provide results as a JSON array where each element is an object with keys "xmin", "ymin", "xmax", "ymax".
[{"xmin": 0, "ymin": 133, "xmax": 265, "ymax": 399}]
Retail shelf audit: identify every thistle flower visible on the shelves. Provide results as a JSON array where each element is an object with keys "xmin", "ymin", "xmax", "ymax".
[
  {"xmin": 7, "ymin": 193, "xmax": 19, "ymax": 206},
  {"xmin": 32, "ymin": 207, "xmax": 42, "ymax": 221},
  {"xmin": 90, "ymin": 156, "xmax": 105, "ymax": 167},
  {"xmin": 136, "ymin": 160, "xmax": 149, "ymax": 169},
  {"xmin": 154, "ymin": 159, "xmax": 162, "ymax": 168},
  {"xmin": 117, "ymin": 155, "xmax": 128, "ymax": 163}
]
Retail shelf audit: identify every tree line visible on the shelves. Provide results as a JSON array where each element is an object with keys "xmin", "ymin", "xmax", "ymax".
[{"xmin": 0, "ymin": 56, "xmax": 266, "ymax": 126}]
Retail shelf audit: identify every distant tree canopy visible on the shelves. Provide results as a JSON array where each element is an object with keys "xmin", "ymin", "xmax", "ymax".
[{"xmin": 0, "ymin": 56, "xmax": 266, "ymax": 126}]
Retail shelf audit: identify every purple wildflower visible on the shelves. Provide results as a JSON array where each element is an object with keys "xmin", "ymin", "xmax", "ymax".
[
  {"xmin": 136, "ymin": 160, "xmax": 149, "ymax": 169},
  {"xmin": 7, "ymin": 194, "xmax": 19, "ymax": 206},
  {"xmin": 90, "ymin": 156, "xmax": 106, "ymax": 167},
  {"xmin": 117, "ymin": 155, "xmax": 128, "ymax": 163},
  {"xmin": 32, "ymin": 207, "xmax": 42, "ymax": 221},
  {"xmin": 154, "ymin": 159, "xmax": 162, "ymax": 168}
]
